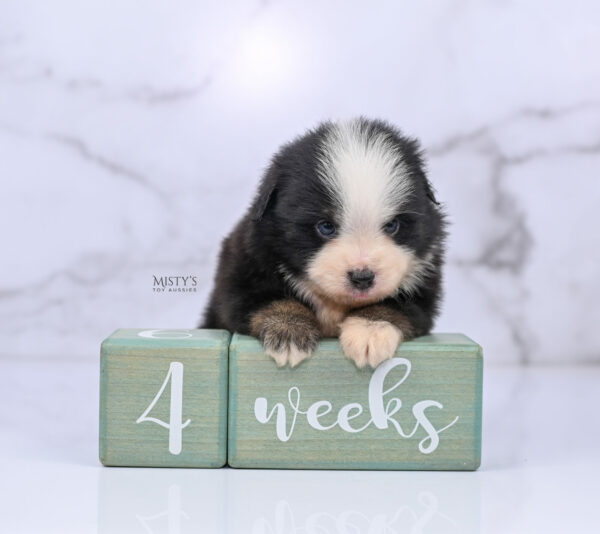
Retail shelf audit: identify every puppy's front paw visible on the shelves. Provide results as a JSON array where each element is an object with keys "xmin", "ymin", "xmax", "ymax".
[
  {"xmin": 262, "ymin": 325, "xmax": 318, "ymax": 367},
  {"xmin": 339, "ymin": 317, "xmax": 402, "ymax": 368},
  {"xmin": 250, "ymin": 300, "xmax": 320, "ymax": 368}
]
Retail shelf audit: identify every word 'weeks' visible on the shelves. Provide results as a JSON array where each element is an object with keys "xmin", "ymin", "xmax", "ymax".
[{"xmin": 254, "ymin": 358, "xmax": 459, "ymax": 454}]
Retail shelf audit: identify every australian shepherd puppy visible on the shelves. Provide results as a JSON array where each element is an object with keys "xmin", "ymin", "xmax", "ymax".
[{"xmin": 202, "ymin": 118, "xmax": 446, "ymax": 368}]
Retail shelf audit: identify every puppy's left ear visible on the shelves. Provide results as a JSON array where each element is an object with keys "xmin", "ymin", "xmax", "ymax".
[{"xmin": 251, "ymin": 167, "xmax": 278, "ymax": 221}]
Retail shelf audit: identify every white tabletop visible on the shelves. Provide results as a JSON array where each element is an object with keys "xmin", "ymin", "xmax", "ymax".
[{"xmin": 0, "ymin": 361, "xmax": 598, "ymax": 533}]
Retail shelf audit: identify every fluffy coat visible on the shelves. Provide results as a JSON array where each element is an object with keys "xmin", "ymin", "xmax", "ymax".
[{"xmin": 202, "ymin": 118, "xmax": 446, "ymax": 368}]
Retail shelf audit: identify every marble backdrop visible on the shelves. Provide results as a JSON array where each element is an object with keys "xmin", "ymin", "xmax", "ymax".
[{"xmin": 1, "ymin": 1, "xmax": 599, "ymax": 363}]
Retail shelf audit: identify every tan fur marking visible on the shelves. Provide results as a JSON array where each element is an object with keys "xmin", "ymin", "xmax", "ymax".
[
  {"xmin": 314, "ymin": 302, "xmax": 346, "ymax": 337},
  {"xmin": 276, "ymin": 268, "xmax": 349, "ymax": 337},
  {"xmin": 299, "ymin": 289, "xmax": 347, "ymax": 337},
  {"xmin": 306, "ymin": 234, "xmax": 416, "ymax": 307}
]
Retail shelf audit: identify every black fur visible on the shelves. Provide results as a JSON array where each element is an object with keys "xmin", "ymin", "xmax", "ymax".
[{"xmin": 201, "ymin": 118, "xmax": 446, "ymax": 339}]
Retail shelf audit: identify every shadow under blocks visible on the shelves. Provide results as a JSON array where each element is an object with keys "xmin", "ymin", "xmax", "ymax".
[{"xmin": 100, "ymin": 329, "xmax": 482, "ymax": 470}]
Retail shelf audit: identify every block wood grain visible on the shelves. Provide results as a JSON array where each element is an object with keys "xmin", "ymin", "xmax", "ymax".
[
  {"xmin": 228, "ymin": 333, "xmax": 482, "ymax": 470},
  {"xmin": 100, "ymin": 329, "xmax": 229, "ymax": 467}
]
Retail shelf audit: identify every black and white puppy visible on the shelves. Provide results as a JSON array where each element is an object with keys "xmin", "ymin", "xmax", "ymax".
[{"xmin": 202, "ymin": 118, "xmax": 446, "ymax": 368}]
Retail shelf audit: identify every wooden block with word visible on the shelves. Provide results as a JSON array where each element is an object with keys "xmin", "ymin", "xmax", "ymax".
[
  {"xmin": 100, "ymin": 329, "xmax": 229, "ymax": 467},
  {"xmin": 228, "ymin": 333, "xmax": 482, "ymax": 470}
]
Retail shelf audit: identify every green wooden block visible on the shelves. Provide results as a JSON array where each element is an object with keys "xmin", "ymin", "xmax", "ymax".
[
  {"xmin": 100, "ymin": 328, "xmax": 230, "ymax": 467},
  {"xmin": 228, "ymin": 333, "xmax": 482, "ymax": 470}
]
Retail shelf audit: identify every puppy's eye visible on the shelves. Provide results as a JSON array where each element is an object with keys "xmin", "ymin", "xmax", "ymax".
[
  {"xmin": 383, "ymin": 217, "xmax": 400, "ymax": 236},
  {"xmin": 316, "ymin": 220, "xmax": 336, "ymax": 238}
]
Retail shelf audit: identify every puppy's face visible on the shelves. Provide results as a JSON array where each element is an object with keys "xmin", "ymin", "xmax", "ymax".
[{"xmin": 255, "ymin": 119, "xmax": 443, "ymax": 308}]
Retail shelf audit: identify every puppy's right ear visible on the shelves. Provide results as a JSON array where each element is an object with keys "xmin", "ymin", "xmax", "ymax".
[
  {"xmin": 424, "ymin": 179, "xmax": 440, "ymax": 206},
  {"xmin": 251, "ymin": 168, "xmax": 278, "ymax": 221}
]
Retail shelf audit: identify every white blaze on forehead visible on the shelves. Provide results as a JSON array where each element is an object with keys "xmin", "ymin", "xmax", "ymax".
[{"xmin": 317, "ymin": 120, "xmax": 413, "ymax": 233}]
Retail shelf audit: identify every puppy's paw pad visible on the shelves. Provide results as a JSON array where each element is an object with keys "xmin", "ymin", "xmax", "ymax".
[{"xmin": 340, "ymin": 317, "xmax": 402, "ymax": 368}]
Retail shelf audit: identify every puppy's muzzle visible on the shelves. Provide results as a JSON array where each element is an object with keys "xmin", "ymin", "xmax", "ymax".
[{"xmin": 348, "ymin": 268, "xmax": 375, "ymax": 290}]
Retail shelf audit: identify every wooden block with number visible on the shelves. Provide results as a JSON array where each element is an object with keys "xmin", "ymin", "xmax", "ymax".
[
  {"xmin": 99, "ymin": 328, "xmax": 229, "ymax": 467},
  {"xmin": 228, "ymin": 333, "xmax": 483, "ymax": 470}
]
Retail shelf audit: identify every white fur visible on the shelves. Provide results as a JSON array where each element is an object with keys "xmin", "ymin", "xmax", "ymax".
[
  {"xmin": 339, "ymin": 316, "xmax": 403, "ymax": 368},
  {"xmin": 317, "ymin": 119, "xmax": 413, "ymax": 235}
]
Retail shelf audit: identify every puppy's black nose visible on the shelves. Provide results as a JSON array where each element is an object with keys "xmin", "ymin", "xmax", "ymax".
[{"xmin": 348, "ymin": 269, "xmax": 375, "ymax": 290}]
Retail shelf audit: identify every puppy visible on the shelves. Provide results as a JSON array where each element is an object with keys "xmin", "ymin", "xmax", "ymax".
[{"xmin": 202, "ymin": 118, "xmax": 446, "ymax": 368}]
